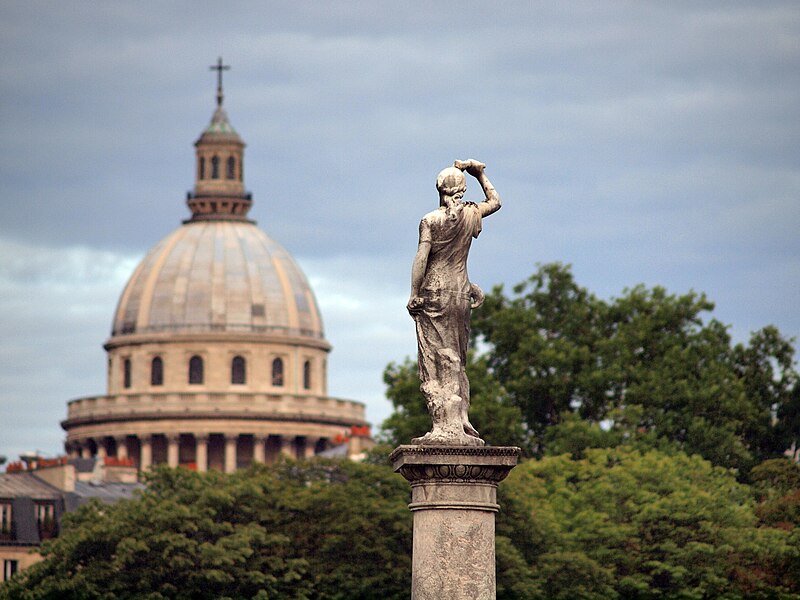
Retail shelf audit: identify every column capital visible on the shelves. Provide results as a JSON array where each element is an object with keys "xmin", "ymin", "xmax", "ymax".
[{"xmin": 390, "ymin": 445, "xmax": 520, "ymax": 484}]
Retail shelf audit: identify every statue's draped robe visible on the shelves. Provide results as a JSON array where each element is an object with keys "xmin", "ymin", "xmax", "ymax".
[{"xmin": 415, "ymin": 202, "xmax": 482, "ymax": 401}]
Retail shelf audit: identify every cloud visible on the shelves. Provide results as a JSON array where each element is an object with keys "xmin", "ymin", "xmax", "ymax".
[
  {"xmin": 0, "ymin": 238, "xmax": 138, "ymax": 460},
  {"xmin": 0, "ymin": 1, "xmax": 799, "ymax": 461}
]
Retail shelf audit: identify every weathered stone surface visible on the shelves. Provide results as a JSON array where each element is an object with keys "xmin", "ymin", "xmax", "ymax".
[
  {"xmin": 406, "ymin": 160, "xmax": 502, "ymax": 446},
  {"xmin": 391, "ymin": 445, "xmax": 520, "ymax": 600}
]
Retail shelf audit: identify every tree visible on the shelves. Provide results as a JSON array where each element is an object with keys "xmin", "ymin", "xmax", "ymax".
[
  {"xmin": 750, "ymin": 458, "xmax": 800, "ymax": 531},
  {"xmin": 467, "ymin": 263, "xmax": 798, "ymax": 470},
  {"xmin": 381, "ymin": 352, "xmax": 526, "ymax": 449},
  {"xmin": 0, "ymin": 467, "xmax": 312, "ymax": 600},
  {"xmin": 268, "ymin": 460, "xmax": 412, "ymax": 599},
  {"xmin": 0, "ymin": 462, "xmax": 415, "ymax": 600},
  {"xmin": 499, "ymin": 447, "xmax": 800, "ymax": 599}
]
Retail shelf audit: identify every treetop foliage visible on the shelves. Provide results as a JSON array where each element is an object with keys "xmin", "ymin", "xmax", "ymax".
[{"xmin": 383, "ymin": 263, "xmax": 798, "ymax": 473}]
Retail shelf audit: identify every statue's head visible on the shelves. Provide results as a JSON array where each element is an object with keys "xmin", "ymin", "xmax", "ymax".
[{"xmin": 436, "ymin": 167, "xmax": 466, "ymax": 199}]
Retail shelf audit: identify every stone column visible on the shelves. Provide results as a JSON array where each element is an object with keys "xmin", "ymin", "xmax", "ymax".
[
  {"xmin": 280, "ymin": 435, "xmax": 296, "ymax": 460},
  {"xmin": 195, "ymin": 435, "xmax": 208, "ymax": 473},
  {"xmin": 304, "ymin": 437, "xmax": 319, "ymax": 459},
  {"xmin": 167, "ymin": 435, "xmax": 180, "ymax": 468},
  {"xmin": 96, "ymin": 440, "xmax": 108, "ymax": 459},
  {"xmin": 115, "ymin": 437, "xmax": 128, "ymax": 460},
  {"xmin": 253, "ymin": 436, "xmax": 266, "ymax": 464},
  {"xmin": 140, "ymin": 436, "xmax": 153, "ymax": 471},
  {"xmin": 224, "ymin": 435, "xmax": 237, "ymax": 473},
  {"xmin": 391, "ymin": 445, "xmax": 520, "ymax": 600}
]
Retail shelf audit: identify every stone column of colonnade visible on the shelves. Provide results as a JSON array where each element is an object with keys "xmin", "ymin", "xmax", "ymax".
[
  {"xmin": 75, "ymin": 432, "xmax": 329, "ymax": 473},
  {"xmin": 167, "ymin": 436, "xmax": 180, "ymax": 468},
  {"xmin": 195, "ymin": 435, "xmax": 209, "ymax": 473},
  {"xmin": 253, "ymin": 436, "xmax": 266, "ymax": 463},
  {"xmin": 115, "ymin": 437, "xmax": 128, "ymax": 459}
]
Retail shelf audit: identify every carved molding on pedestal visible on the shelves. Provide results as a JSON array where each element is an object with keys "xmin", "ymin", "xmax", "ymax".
[{"xmin": 390, "ymin": 445, "xmax": 520, "ymax": 485}]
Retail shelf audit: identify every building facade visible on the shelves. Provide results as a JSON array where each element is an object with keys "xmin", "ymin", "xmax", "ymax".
[
  {"xmin": 0, "ymin": 457, "xmax": 143, "ymax": 582},
  {"xmin": 61, "ymin": 70, "xmax": 369, "ymax": 472}
]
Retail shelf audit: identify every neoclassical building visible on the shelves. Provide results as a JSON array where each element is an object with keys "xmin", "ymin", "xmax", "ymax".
[{"xmin": 61, "ymin": 66, "xmax": 369, "ymax": 472}]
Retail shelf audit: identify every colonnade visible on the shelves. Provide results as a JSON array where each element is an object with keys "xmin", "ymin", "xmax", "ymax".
[{"xmin": 67, "ymin": 432, "xmax": 329, "ymax": 473}]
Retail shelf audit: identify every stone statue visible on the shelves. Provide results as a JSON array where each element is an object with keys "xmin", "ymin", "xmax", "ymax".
[{"xmin": 407, "ymin": 159, "xmax": 501, "ymax": 446}]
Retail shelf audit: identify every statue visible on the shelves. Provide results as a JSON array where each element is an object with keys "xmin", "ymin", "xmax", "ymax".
[{"xmin": 407, "ymin": 159, "xmax": 501, "ymax": 446}]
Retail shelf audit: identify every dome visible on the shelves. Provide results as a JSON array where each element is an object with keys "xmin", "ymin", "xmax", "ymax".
[
  {"xmin": 111, "ymin": 220, "xmax": 324, "ymax": 340},
  {"xmin": 63, "ymin": 61, "xmax": 370, "ymax": 474}
]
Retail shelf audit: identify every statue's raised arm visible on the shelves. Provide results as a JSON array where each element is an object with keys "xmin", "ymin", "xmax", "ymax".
[
  {"xmin": 453, "ymin": 159, "xmax": 501, "ymax": 218},
  {"xmin": 406, "ymin": 160, "xmax": 502, "ymax": 447}
]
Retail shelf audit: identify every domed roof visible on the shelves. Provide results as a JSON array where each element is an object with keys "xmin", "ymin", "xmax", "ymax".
[
  {"xmin": 111, "ymin": 220, "xmax": 325, "ymax": 340},
  {"xmin": 195, "ymin": 106, "xmax": 243, "ymax": 145}
]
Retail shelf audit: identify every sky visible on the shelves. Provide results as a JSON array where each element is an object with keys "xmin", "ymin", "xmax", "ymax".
[{"xmin": 1, "ymin": 1, "xmax": 798, "ymax": 462}]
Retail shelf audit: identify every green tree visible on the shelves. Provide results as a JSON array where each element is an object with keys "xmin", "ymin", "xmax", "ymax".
[
  {"xmin": 501, "ymin": 447, "xmax": 800, "ymax": 599},
  {"xmin": 1, "ymin": 467, "xmax": 312, "ymax": 600},
  {"xmin": 750, "ymin": 458, "xmax": 800, "ymax": 534},
  {"xmin": 381, "ymin": 352, "xmax": 526, "ymax": 449},
  {"xmin": 467, "ymin": 263, "xmax": 798, "ymax": 469},
  {"xmin": 268, "ymin": 460, "xmax": 412, "ymax": 600},
  {"xmin": 0, "ymin": 462, "xmax": 414, "ymax": 600}
]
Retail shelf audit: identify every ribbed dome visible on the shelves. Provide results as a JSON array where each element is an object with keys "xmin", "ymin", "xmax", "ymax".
[{"xmin": 111, "ymin": 220, "xmax": 324, "ymax": 340}]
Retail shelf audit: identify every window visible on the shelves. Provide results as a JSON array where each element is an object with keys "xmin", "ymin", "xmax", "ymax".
[
  {"xmin": 199, "ymin": 156, "xmax": 205, "ymax": 179},
  {"xmin": 151, "ymin": 356, "xmax": 164, "ymax": 386},
  {"xmin": 189, "ymin": 355, "xmax": 204, "ymax": 384},
  {"xmin": 211, "ymin": 155, "xmax": 220, "ymax": 179},
  {"xmin": 272, "ymin": 358, "xmax": 284, "ymax": 386},
  {"xmin": 3, "ymin": 559, "xmax": 18, "ymax": 581},
  {"xmin": 226, "ymin": 156, "xmax": 235, "ymax": 179},
  {"xmin": 231, "ymin": 355, "xmax": 246, "ymax": 384},
  {"xmin": 303, "ymin": 360, "xmax": 311, "ymax": 390},
  {"xmin": 123, "ymin": 358, "xmax": 131, "ymax": 388},
  {"xmin": 36, "ymin": 503, "xmax": 56, "ymax": 539},
  {"xmin": 0, "ymin": 503, "xmax": 11, "ymax": 535}
]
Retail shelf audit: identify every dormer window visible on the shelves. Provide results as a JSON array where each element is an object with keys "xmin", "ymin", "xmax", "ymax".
[
  {"xmin": 0, "ymin": 503, "xmax": 12, "ymax": 537},
  {"xmin": 36, "ymin": 503, "xmax": 56, "ymax": 540},
  {"xmin": 211, "ymin": 156, "xmax": 220, "ymax": 179}
]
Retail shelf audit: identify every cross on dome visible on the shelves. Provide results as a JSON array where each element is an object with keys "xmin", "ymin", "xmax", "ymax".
[{"xmin": 210, "ymin": 57, "xmax": 231, "ymax": 107}]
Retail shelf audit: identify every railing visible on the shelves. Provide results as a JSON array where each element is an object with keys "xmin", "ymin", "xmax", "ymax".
[
  {"xmin": 113, "ymin": 322, "xmax": 324, "ymax": 338},
  {"xmin": 64, "ymin": 392, "xmax": 367, "ymax": 427}
]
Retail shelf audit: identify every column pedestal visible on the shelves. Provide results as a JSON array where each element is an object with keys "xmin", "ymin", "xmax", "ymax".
[{"xmin": 391, "ymin": 445, "xmax": 520, "ymax": 600}]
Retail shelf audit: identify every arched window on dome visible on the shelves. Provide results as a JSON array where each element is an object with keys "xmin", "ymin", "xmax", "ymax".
[
  {"xmin": 189, "ymin": 355, "xmax": 204, "ymax": 385},
  {"xmin": 198, "ymin": 156, "xmax": 205, "ymax": 180},
  {"xmin": 303, "ymin": 360, "xmax": 311, "ymax": 390},
  {"xmin": 272, "ymin": 358, "xmax": 284, "ymax": 387},
  {"xmin": 123, "ymin": 358, "xmax": 132, "ymax": 389},
  {"xmin": 211, "ymin": 156, "xmax": 220, "ymax": 179},
  {"xmin": 231, "ymin": 356, "xmax": 246, "ymax": 385},
  {"xmin": 226, "ymin": 156, "xmax": 235, "ymax": 180},
  {"xmin": 151, "ymin": 356, "xmax": 164, "ymax": 386}
]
